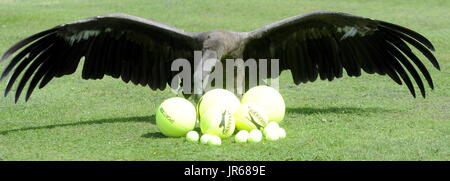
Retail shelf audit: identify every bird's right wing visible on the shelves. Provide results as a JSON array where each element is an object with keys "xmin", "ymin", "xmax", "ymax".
[{"xmin": 0, "ymin": 14, "xmax": 201, "ymax": 102}]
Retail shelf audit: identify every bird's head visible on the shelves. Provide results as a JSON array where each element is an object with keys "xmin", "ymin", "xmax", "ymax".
[
  {"xmin": 190, "ymin": 31, "xmax": 243, "ymax": 102},
  {"xmin": 199, "ymin": 30, "xmax": 242, "ymax": 59}
]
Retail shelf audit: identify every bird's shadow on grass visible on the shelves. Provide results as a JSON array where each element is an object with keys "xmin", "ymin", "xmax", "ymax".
[
  {"xmin": 140, "ymin": 126, "xmax": 202, "ymax": 139},
  {"xmin": 140, "ymin": 132, "xmax": 167, "ymax": 138},
  {"xmin": 286, "ymin": 106, "xmax": 392, "ymax": 115},
  {"xmin": 0, "ymin": 115, "xmax": 155, "ymax": 135}
]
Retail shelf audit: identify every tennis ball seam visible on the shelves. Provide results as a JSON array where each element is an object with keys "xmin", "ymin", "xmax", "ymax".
[
  {"xmin": 159, "ymin": 106, "xmax": 174, "ymax": 124},
  {"xmin": 220, "ymin": 110, "xmax": 233, "ymax": 136},
  {"xmin": 247, "ymin": 106, "xmax": 268, "ymax": 128}
]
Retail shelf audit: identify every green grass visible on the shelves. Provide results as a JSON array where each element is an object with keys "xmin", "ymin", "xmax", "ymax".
[{"xmin": 0, "ymin": 0, "xmax": 449, "ymax": 161}]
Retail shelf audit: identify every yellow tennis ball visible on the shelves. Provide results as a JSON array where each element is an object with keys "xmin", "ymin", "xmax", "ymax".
[
  {"xmin": 200, "ymin": 108, "xmax": 235, "ymax": 139},
  {"xmin": 234, "ymin": 102, "xmax": 269, "ymax": 131},
  {"xmin": 241, "ymin": 86, "xmax": 285, "ymax": 123},
  {"xmin": 155, "ymin": 97, "xmax": 196, "ymax": 137},
  {"xmin": 197, "ymin": 89, "xmax": 240, "ymax": 119}
]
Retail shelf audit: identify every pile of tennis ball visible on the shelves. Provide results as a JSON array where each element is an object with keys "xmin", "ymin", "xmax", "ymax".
[{"xmin": 155, "ymin": 85, "xmax": 286, "ymax": 146}]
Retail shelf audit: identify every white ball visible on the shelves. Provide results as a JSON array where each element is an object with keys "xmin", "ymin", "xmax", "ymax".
[
  {"xmin": 200, "ymin": 134, "xmax": 212, "ymax": 144},
  {"xmin": 248, "ymin": 129, "xmax": 263, "ymax": 143},
  {"xmin": 208, "ymin": 135, "xmax": 222, "ymax": 146},
  {"xmin": 263, "ymin": 126, "xmax": 279, "ymax": 141},
  {"xmin": 186, "ymin": 131, "xmax": 200, "ymax": 143},
  {"xmin": 263, "ymin": 125, "xmax": 277, "ymax": 135},
  {"xmin": 266, "ymin": 122, "xmax": 280, "ymax": 129},
  {"xmin": 277, "ymin": 127, "xmax": 286, "ymax": 139},
  {"xmin": 235, "ymin": 130, "xmax": 249, "ymax": 143}
]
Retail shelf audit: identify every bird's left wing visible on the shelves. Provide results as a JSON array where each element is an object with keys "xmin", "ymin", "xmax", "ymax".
[{"xmin": 243, "ymin": 11, "xmax": 440, "ymax": 97}]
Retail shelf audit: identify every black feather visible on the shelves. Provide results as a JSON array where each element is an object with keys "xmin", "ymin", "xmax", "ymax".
[
  {"xmin": 320, "ymin": 37, "xmax": 337, "ymax": 81},
  {"xmin": 25, "ymin": 53, "xmax": 56, "ymax": 101},
  {"xmin": 0, "ymin": 28, "xmax": 57, "ymax": 63},
  {"xmin": 295, "ymin": 37, "xmax": 309, "ymax": 83},
  {"xmin": 103, "ymin": 37, "xmax": 115, "ymax": 76},
  {"xmin": 139, "ymin": 47, "xmax": 149, "ymax": 86},
  {"xmin": 381, "ymin": 26, "xmax": 440, "ymax": 70},
  {"xmin": 4, "ymin": 38, "xmax": 52, "ymax": 97},
  {"xmin": 385, "ymin": 41, "xmax": 425, "ymax": 97},
  {"xmin": 358, "ymin": 36, "xmax": 384, "ymax": 75},
  {"xmin": 130, "ymin": 43, "xmax": 141, "ymax": 85},
  {"xmin": 95, "ymin": 35, "xmax": 108, "ymax": 79},
  {"xmin": 365, "ymin": 35, "xmax": 403, "ymax": 85},
  {"xmin": 159, "ymin": 48, "xmax": 169, "ymax": 90},
  {"xmin": 91, "ymin": 35, "xmax": 105, "ymax": 79},
  {"xmin": 378, "ymin": 21, "xmax": 435, "ymax": 51},
  {"xmin": 112, "ymin": 38, "xmax": 124, "ymax": 78},
  {"xmin": 64, "ymin": 40, "xmax": 89, "ymax": 76},
  {"xmin": 377, "ymin": 39, "xmax": 416, "ymax": 97},
  {"xmin": 340, "ymin": 39, "xmax": 361, "ymax": 76},
  {"xmin": 287, "ymin": 39, "xmax": 300, "ymax": 84},
  {"xmin": 308, "ymin": 37, "xmax": 328, "ymax": 80},
  {"xmin": 82, "ymin": 37, "xmax": 98, "ymax": 79},
  {"xmin": 1, "ymin": 34, "xmax": 55, "ymax": 81},
  {"xmin": 120, "ymin": 40, "xmax": 131, "ymax": 83},
  {"xmin": 329, "ymin": 37, "xmax": 343, "ymax": 78},
  {"xmin": 152, "ymin": 50, "xmax": 161, "ymax": 90},
  {"xmin": 15, "ymin": 45, "xmax": 54, "ymax": 102},
  {"xmin": 385, "ymin": 33, "xmax": 434, "ymax": 89},
  {"xmin": 348, "ymin": 38, "xmax": 373, "ymax": 74}
]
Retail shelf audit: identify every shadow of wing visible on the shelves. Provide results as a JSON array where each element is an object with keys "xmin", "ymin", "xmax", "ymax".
[{"xmin": 0, "ymin": 115, "xmax": 155, "ymax": 135}]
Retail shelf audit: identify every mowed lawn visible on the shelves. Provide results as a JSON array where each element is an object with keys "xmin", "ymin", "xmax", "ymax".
[{"xmin": 0, "ymin": 0, "xmax": 449, "ymax": 161}]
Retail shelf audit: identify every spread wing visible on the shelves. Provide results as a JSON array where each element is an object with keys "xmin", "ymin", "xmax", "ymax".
[
  {"xmin": 243, "ymin": 11, "xmax": 440, "ymax": 98},
  {"xmin": 0, "ymin": 14, "xmax": 201, "ymax": 102}
]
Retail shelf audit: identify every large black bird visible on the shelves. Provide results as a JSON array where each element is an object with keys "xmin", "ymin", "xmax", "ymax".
[{"xmin": 0, "ymin": 11, "xmax": 440, "ymax": 102}]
